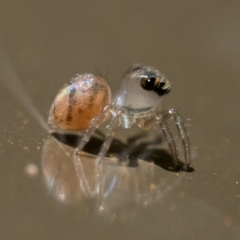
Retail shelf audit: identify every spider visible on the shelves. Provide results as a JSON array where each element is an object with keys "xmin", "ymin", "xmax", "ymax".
[{"xmin": 48, "ymin": 64, "xmax": 191, "ymax": 170}]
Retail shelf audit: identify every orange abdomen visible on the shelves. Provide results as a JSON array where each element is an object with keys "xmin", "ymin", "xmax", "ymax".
[{"xmin": 49, "ymin": 74, "xmax": 111, "ymax": 130}]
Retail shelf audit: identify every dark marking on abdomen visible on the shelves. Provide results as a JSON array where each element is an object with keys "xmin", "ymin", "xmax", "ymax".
[
  {"xmin": 66, "ymin": 83, "xmax": 78, "ymax": 123},
  {"xmin": 88, "ymin": 82, "xmax": 109, "ymax": 109}
]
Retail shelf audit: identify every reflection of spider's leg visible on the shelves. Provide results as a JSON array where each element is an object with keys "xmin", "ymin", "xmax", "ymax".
[
  {"xmin": 164, "ymin": 109, "xmax": 191, "ymax": 168},
  {"xmin": 74, "ymin": 105, "xmax": 111, "ymax": 155},
  {"xmin": 159, "ymin": 116, "xmax": 179, "ymax": 167},
  {"xmin": 73, "ymin": 154, "xmax": 91, "ymax": 197}
]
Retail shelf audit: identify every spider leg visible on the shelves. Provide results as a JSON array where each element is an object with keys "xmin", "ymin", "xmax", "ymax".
[
  {"xmin": 74, "ymin": 105, "xmax": 111, "ymax": 155},
  {"xmin": 159, "ymin": 117, "xmax": 180, "ymax": 168},
  {"xmin": 163, "ymin": 109, "xmax": 191, "ymax": 169},
  {"xmin": 73, "ymin": 105, "xmax": 112, "ymax": 197},
  {"xmin": 95, "ymin": 109, "xmax": 122, "ymax": 164},
  {"xmin": 92, "ymin": 109, "xmax": 122, "ymax": 195}
]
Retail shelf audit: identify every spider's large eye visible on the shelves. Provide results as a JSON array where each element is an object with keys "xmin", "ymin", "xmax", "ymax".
[{"xmin": 141, "ymin": 77, "xmax": 156, "ymax": 90}]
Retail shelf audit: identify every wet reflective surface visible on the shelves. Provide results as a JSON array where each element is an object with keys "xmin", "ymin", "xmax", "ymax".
[{"xmin": 0, "ymin": 1, "xmax": 240, "ymax": 239}]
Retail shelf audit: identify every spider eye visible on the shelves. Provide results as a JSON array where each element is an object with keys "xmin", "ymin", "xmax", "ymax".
[{"xmin": 141, "ymin": 77, "xmax": 156, "ymax": 90}]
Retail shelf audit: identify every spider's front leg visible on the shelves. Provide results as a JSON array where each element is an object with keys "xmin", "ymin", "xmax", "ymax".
[
  {"xmin": 159, "ymin": 109, "xmax": 191, "ymax": 170},
  {"xmin": 155, "ymin": 114, "xmax": 180, "ymax": 168}
]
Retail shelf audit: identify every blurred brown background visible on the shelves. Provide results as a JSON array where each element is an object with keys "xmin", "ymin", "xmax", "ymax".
[{"xmin": 0, "ymin": 1, "xmax": 240, "ymax": 239}]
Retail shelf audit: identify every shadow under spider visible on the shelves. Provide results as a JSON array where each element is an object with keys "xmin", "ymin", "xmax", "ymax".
[{"xmin": 52, "ymin": 131, "xmax": 195, "ymax": 173}]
